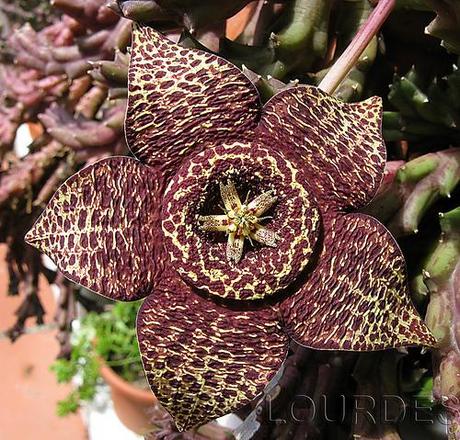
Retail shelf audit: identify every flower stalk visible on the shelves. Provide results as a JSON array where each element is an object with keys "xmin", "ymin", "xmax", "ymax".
[{"xmin": 319, "ymin": 0, "xmax": 395, "ymax": 94}]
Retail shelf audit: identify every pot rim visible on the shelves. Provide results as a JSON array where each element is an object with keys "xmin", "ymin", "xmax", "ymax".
[{"xmin": 99, "ymin": 359, "xmax": 157, "ymax": 405}]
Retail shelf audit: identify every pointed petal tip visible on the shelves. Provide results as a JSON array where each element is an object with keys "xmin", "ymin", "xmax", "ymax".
[
  {"xmin": 366, "ymin": 94, "xmax": 383, "ymax": 106},
  {"xmin": 24, "ymin": 223, "xmax": 43, "ymax": 249},
  {"xmin": 373, "ymin": 315, "xmax": 438, "ymax": 351},
  {"xmin": 413, "ymin": 323, "xmax": 438, "ymax": 349},
  {"xmin": 396, "ymin": 313, "xmax": 437, "ymax": 350},
  {"xmin": 137, "ymin": 279, "xmax": 288, "ymax": 432},
  {"xmin": 424, "ymin": 336, "xmax": 438, "ymax": 349},
  {"xmin": 22, "ymin": 157, "xmax": 163, "ymax": 302},
  {"xmin": 24, "ymin": 228, "xmax": 34, "ymax": 245},
  {"xmin": 280, "ymin": 214, "xmax": 436, "ymax": 353},
  {"xmin": 24, "ymin": 210, "xmax": 49, "ymax": 249}
]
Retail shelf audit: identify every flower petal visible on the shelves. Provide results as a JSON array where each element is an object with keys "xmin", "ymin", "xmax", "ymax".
[
  {"xmin": 251, "ymin": 225, "xmax": 279, "ymax": 247},
  {"xmin": 137, "ymin": 275, "xmax": 288, "ymax": 431},
  {"xmin": 226, "ymin": 231, "xmax": 245, "ymax": 264},
  {"xmin": 25, "ymin": 157, "xmax": 163, "ymax": 301},
  {"xmin": 198, "ymin": 215, "xmax": 229, "ymax": 232},
  {"xmin": 257, "ymin": 86, "xmax": 386, "ymax": 212},
  {"xmin": 126, "ymin": 24, "xmax": 260, "ymax": 171},
  {"xmin": 280, "ymin": 213, "xmax": 436, "ymax": 350}
]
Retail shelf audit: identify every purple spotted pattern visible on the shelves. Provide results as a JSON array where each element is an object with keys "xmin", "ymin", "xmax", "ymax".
[
  {"xmin": 126, "ymin": 24, "xmax": 260, "ymax": 172},
  {"xmin": 26, "ymin": 25, "xmax": 436, "ymax": 431},
  {"xmin": 281, "ymin": 213, "xmax": 437, "ymax": 350}
]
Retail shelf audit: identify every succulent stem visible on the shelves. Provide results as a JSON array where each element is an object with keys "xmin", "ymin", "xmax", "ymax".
[
  {"xmin": 319, "ymin": 0, "xmax": 396, "ymax": 94},
  {"xmin": 415, "ymin": 206, "xmax": 460, "ymax": 439},
  {"xmin": 364, "ymin": 149, "xmax": 460, "ymax": 237}
]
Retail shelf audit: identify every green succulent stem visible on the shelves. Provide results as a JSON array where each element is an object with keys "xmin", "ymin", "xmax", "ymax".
[
  {"xmin": 364, "ymin": 149, "xmax": 460, "ymax": 237},
  {"xmin": 386, "ymin": 63, "xmax": 460, "ymax": 142},
  {"xmin": 415, "ymin": 206, "xmax": 460, "ymax": 439},
  {"xmin": 118, "ymin": 0, "xmax": 173, "ymax": 22},
  {"xmin": 425, "ymin": 0, "xmax": 460, "ymax": 54},
  {"xmin": 396, "ymin": 155, "xmax": 440, "ymax": 183},
  {"xmin": 441, "ymin": 207, "xmax": 460, "ymax": 235},
  {"xmin": 97, "ymin": 60, "xmax": 128, "ymax": 85},
  {"xmin": 265, "ymin": 0, "xmax": 333, "ymax": 78}
]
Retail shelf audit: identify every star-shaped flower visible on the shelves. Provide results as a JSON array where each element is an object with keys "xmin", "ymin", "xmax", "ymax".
[{"xmin": 25, "ymin": 25, "xmax": 436, "ymax": 431}]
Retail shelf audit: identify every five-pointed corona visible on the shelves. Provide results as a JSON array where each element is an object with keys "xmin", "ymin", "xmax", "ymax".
[{"xmin": 199, "ymin": 180, "xmax": 280, "ymax": 264}]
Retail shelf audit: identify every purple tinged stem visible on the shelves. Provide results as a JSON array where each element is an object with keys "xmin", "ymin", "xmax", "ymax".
[
  {"xmin": 319, "ymin": 0, "xmax": 396, "ymax": 94},
  {"xmin": 75, "ymin": 86, "xmax": 108, "ymax": 119},
  {"xmin": 98, "ymin": 60, "xmax": 128, "ymax": 84}
]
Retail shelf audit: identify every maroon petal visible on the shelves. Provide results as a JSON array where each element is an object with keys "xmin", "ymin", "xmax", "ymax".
[
  {"xmin": 137, "ymin": 274, "xmax": 288, "ymax": 431},
  {"xmin": 280, "ymin": 213, "xmax": 436, "ymax": 350},
  {"xmin": 25, "ymin": 157, "xmax": 164, "ymax": 301},
  {"xmin": 126, "ymin": 24, "xmax": 260, "ymax": 172},
  {"xmin": 257, "ymin": 86, "xmax": 386, "ymax": 212}
]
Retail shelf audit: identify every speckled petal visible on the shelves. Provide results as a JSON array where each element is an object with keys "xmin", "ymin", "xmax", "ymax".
[
  {"xmin": 25, "ymin": 157, "xmax": 163, "ymax": 301},
  {"xmin": 227, "ymin": 231, "xmax": 245, "ymax": 264},
  {"xmin": 251, "ymin": 225, "xmax": 279, "ymax": 247},
  {"xmin": 126, "ymin": 24, "xmax": 260, "ymax": 172},
  {"xmin": 198, "ymin": 215, "xmax": 228, "ymax": 232},
  {"xmin": 257, "ymin": 86, "xmax": 386, "ymax": 212},
  {"xmin": 137, "ymin": 274, "xmax": 288, "ymax": 431},
  {"xmin": 280, "ymin": 213, "xmax": 436, "ymax": 350}
]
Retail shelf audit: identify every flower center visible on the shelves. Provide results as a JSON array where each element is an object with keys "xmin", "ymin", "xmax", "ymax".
[
  {"xmin": 162, "ymin": 142, "xmax": 320, "ymax": 301},
  {"xmin": 198, "ymin": 180, "xmax": 279, "ymax": 264}
]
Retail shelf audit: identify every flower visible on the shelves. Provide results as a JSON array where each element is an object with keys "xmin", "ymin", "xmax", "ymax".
[{"xmin": 25, "ymin": 24, "xmax": 436, "ymax": 431}]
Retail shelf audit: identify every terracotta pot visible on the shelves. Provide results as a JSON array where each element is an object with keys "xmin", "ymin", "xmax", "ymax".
[
  {"xmin": 27, "ymin": 122, "xmax": 44, "ymax": 140},
  {"xmin": 99, "ymin": 362, "xmax": 157, "ymax": 435},
  {"xmin": 226, "ymin": 2, "xmax": 258, "ymax": 40}
]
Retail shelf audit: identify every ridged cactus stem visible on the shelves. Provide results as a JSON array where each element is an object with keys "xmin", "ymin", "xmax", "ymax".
[{"xmin": 75, "ymin": 85, "xmax": 108, "ymax": 119}]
